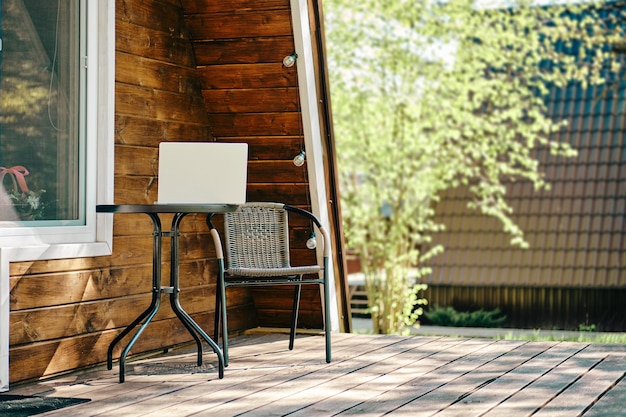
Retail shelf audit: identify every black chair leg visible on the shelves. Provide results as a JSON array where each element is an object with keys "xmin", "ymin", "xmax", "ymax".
[
  {"xmin": 214, "ymin": 282, "xmax": 221, "ymax": 343},
  {"xmin": 289, "ymin": 282, "xmax": 302, "ymax": 350},
  {"xmin": 323, "ymin": 266, "xmax": 332, "ymax": 363}
]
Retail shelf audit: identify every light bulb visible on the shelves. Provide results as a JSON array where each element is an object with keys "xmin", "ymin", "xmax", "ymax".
[
  {"xmin": 283, "ymin": 53, "xmax": 298, "ymax": 68},
  {"xmin": 306, "ymin": 232, "xmax": 317, "ymax": 249},
  {"xmin": 293, "ymin": 151, "xmax": 306, "ymax": 167}
]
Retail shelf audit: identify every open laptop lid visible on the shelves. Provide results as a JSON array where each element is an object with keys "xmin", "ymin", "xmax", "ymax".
[{"xmin": 157, "ymin": 142, "xmax": 248, "ymax": 204}]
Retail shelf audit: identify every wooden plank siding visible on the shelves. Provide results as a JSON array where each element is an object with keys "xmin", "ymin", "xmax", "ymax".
[
  {"xmin": 181, "ymin": 0, "xmax": 329, "ymax": 330},
  {"xmin": 8, "ymin": 0, "xmax": 334, "ymax": 385}
]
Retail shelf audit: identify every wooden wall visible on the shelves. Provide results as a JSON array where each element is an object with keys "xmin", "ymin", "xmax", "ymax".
[
  {"xmin": 9, "ymin": 0, "xmax": 327, "ymax": 384},
  {"xmin": 181, "ymin": 0, "xmax": 326, "ymax": 329}
]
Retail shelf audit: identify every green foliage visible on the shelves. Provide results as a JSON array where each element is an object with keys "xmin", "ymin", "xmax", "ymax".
[
  {"xmin": 325, "ymin": 0, "xmax": 625, "ymax": 334},
  {"xmin": 424, "ymin": 305, "xmax": 507, "ymax": 328},
  {"xmin": 579, "ymin": 323, "xmax": 598, "ymax": 332}
]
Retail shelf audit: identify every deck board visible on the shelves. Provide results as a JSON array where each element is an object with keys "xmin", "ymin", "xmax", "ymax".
[{"xmin": 5, "ymin": 332, "xmax": 626, "ymax": 416}]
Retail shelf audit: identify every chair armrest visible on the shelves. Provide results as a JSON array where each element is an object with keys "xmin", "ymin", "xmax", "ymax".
[
  {"xmin": 318, "ymin": 226, "xmax": 331, "ymax": 258},
  {"xmin": 284, "ymin": 205, "xmax": 331, "ymax": 258},
  {"xmin": 284, "ymin": 204, "xmax": 322, "ymax": 228},
  {"xmin": 209, "ymin": 228, "xmax": 224, "ymax": 260}
]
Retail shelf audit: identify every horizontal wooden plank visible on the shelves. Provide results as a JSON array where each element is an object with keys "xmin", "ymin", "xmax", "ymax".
[
  {"xmin": 115, "ymin": 145, "xmax": 159, "ymax": 177},
  {"xmin": 246, "ymin": 183, "xmax": 311, "ymax": 206},
  {"xmin": 192, "ymin": 37, "xmax": 294, "ymax": 65},
  {"xmin": 11, "ymin": 265, "xmax": 152, "ymax": 310},
  {"xmin": 9, "ymin": 228, "xmax": 219, "ymax": 278},
  {"xmin": 186, "ymin": 11, "xmax": 292, "ymax": 40},
  {"xmin": 116, "ymin": 20, "xmax": 195, "ymax": 67},
  {"xmin": 117, "ymin": 0, "xmax": 187, "ymax": 34},
  {"xmin": 95, "ymin": 233, "xmax": 216, "ymax": 267},
  {"xmin": 256, "ymin": 310, "xmax": 323, "ymax": 329},
  {"xmin": 116, "ymin": 53, "xmax": 201, "ymax": 94},
  {"xmin": 9, "ymin": 312, "xmax": 219, "ymax": 383},
  {"xmin": 197, "ymin": 63, "xmax": 296, "ymax": 89},
  {"xmin": 114, "ymin": 175, "xmax": 159, "ymax": 204},
  {"xmin": 116, "ymin": 84, "xmax": 210, "ymax": 124},
  {"xmin": 216, "ymin": 136, "xmax": 302, "ymax": 160},
  {"xmin": 10, "ymin": 287, "xmax": 220, "ymax": 345},
  {"xmin": 115, "ymin": 116, "xmax": 214, "ymax": 147},
  {"xmin": 10, "ymin": 260, "xmax": 219, "ymax": 311},
  {"xmin": 211, "ymin": 112, "xmax": 301, "ymax": 137},
  {"xmin": 247, "ymin": 160, "xmax": 307, "ymax": 183},
  {"xmin": 9, "ymin": 256, "xmax": 113, "ymax": 279},
  {"xmin": 251, "ymin": 287, "xmax": 322, "ymax": 310},
  {"xmin": 181, "ymin": 0, "xmax": 289, "ymax": 14},
  {"xmin": 203, "ymin": 88, "xmax": 298, "ymax": 113}
]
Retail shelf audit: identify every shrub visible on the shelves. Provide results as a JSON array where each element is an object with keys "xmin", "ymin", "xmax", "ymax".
[{"xmin": 424, "ymin": 305, "xmax": 507, "ymax": 328}]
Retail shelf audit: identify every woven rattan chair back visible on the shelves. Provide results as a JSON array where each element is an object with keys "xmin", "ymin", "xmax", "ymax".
[{"xmin": 223, "ymin": 203, "xmax": 290, "ymax": 272}]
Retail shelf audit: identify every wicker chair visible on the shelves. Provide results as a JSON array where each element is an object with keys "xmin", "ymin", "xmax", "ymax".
[{"xmin": 207, "ymin": 202, "xmax": 332, "ymax": 366}]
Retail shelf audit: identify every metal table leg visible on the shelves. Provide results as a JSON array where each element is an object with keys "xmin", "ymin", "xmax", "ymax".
[
  {"xmin": 107, "ymin": 213, "xmax": 163, "ymax": 383},
  {"xmin": 169, "ymin": 213, "xmax": 225, "ymax": 378},
  {"xmin": 108, "ymin": 212, "xmax": 225, "ymax": 382}
]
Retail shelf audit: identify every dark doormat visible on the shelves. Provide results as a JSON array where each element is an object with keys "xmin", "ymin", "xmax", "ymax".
[{"xmin": 0, "ymin": 394, "xmax": 90, "ymax": 416}]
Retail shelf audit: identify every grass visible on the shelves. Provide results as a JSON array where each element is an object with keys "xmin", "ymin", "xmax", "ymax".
[
  {"xmin": 353, "ymin": 318, "xmax": 626, "ymax": 343},
  {"xmin": 498, "ymin": 329, "xmax": 626, "ymax": 344}
]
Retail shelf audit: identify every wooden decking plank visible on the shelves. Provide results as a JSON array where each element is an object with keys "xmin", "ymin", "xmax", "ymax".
[
  {"xmin": 584, "ymin": 370, "xmax": 626, "ymax": 417},
  {"xmin": 99, "ymin": 334, "xmax": 378, "ymax": 417},
  {"xmin": 36, "ymin": 334, "xmax": 329, "ymax": 417},
  {"xmin": 241, "ymin": 337, "xmax": 469, "ymax": 417},
  {"xmin": 187, "ymin": 336, "xmax": 450, "ymax": 416},
  {"xmin": 30, "ymin": 351, "xmax": 224, "ymax": 415},
  {"xmin": 481, "ymin": 344, "xmax": 606, "ymax": 417},
  {"xmin": 334, "ymin": 339, "xmax": 524, "ymax": 416},
  {"xmin": 101, "ymin": 334, "xmax": 411, "ymax": 416},
  {"xmin": 283, "ymin": 338, "xmax": 503, "ymax": 417},
  {"xmin": 432, "ymin": 342, "xmax": 586, "ymax": 417},
  {"xmin": 388, "ymin": 341, "xmax": 557, "ymax": 416},
  {"xmin": 533, "ymin": 355, "xmax": 626, "ymax": 417},
  {"xmin": 4, "ymin": 333, "xmax": 624, "ymax": 417},
  {"xmin": 89, "ymin": 336, "xmax": 344, "ymax": 416}
]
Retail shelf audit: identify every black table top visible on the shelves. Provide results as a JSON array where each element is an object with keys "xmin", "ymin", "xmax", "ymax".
[{"xmin": 96, "ymin": 203, "xmax": 239, "ymax": 214}]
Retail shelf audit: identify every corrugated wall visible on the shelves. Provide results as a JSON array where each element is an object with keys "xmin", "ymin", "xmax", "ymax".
[{"xmin": 426, "ymin": 22, "xmax": 625, "ymax": 331}]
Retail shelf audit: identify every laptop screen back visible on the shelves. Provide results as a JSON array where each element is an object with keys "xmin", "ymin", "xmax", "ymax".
[{"xmin": 157, "ymin": 142, "xmax": 248, "ymax": 204}]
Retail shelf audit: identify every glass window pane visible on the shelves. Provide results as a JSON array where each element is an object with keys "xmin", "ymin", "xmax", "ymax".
[{"xmin": 0, "ymin": 0, "xmax": 82, "ymax": 223}]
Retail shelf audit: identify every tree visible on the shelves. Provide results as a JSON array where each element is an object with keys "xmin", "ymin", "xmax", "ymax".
[{"xmin": 324, "ymin": 0, "xmax": 625, "ymax": 334}]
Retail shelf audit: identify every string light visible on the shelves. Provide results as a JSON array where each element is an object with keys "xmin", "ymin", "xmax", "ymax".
[
  {"xmin": 282, "ymin": 52, "xmax": 298, "ymax": 68},
  {"xmin": 293, "ymin": 151, "xmax": 306, "ymax": 167},
  {"xmin": 306, "ymin": 232, "xmax": 317, "ymax": 249}
]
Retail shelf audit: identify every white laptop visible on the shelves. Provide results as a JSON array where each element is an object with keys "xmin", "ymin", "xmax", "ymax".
[{"xmin": 157, "ymin": 142, "xmax": 248, "ymax": 204}]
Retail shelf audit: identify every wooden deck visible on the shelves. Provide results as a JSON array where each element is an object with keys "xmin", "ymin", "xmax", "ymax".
[{"xmin": 6, "ymin": 332, "xmax": 626, "ymax": 416}]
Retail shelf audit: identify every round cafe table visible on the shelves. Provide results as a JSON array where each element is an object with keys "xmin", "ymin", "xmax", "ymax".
[{"xmin": 96, "ymin": 204, "xmax": 238, "ymax": 382}]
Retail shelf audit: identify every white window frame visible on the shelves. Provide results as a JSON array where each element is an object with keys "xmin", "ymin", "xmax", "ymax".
[{"xmin": 0, "ymin": 0, "xmax": 115, "ymax": 391}]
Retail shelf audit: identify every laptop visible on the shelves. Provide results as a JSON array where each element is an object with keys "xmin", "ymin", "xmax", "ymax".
[{"xmin": 157, "ymin": 142, "xmax": 248, "ymax": 204}]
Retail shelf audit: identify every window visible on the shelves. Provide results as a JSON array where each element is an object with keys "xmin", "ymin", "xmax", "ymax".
[
  {"xmin": 0, "ymin": 0, "xmax": 114, "ymax": 246},
  {"xmin": 1, "ymin": 0, "xmax": 83, "ymax": 224},
  {"xmin": 0, "ymin": 0, "xmax": 113, "ymax": 391}
]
